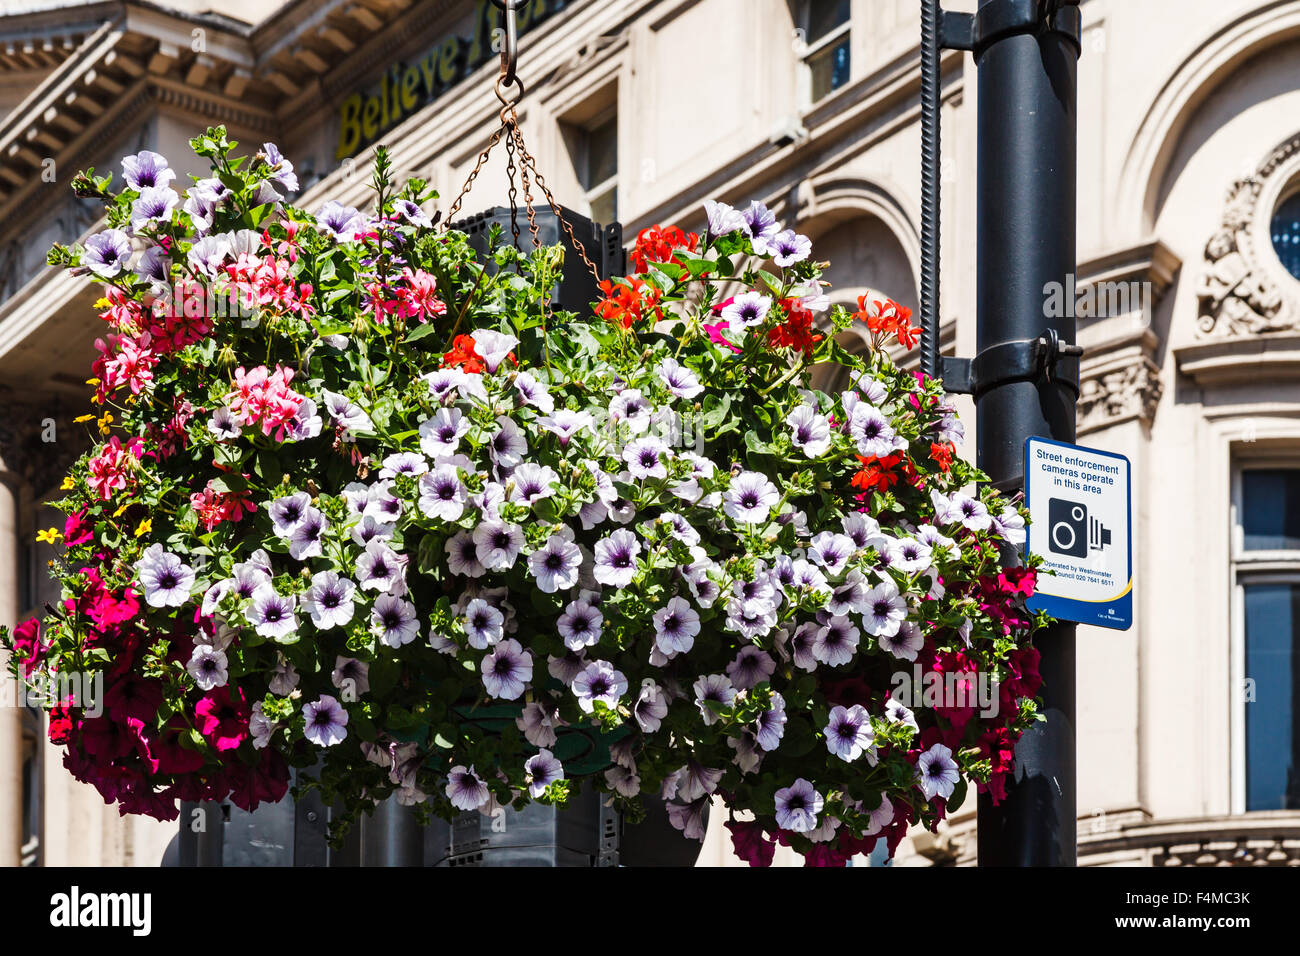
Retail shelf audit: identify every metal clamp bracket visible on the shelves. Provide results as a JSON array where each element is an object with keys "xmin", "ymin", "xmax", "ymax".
[
  {"xmin": 937, "ymin": 0, "xmax": 1081, "ymax": 55},
  {"xmin": 939, "ymin": 329, "xmax": 1083, "ymax": 398}
]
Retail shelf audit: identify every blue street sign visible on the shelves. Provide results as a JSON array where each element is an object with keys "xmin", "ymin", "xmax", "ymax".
[{"xmin": 1024, "ymin": 436, "xmax": 1132, "ymax": 630}]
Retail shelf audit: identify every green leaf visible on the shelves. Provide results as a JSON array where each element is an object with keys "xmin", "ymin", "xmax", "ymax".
[
  {"xmin": 947, "ymin": 777, "xmax": 968, "ymax": 814},
  {"xmin": 368, "ymin": 658, "xmax": 400, "ymax": 698},
  {"xmin": 743, "ymin": 428, "xmax": 770, "ymax": 456},
  {"xmin": 253, "ymin": 451, "xmax": 283, "ymax": 487},
  {"xmin": 209, "ymin": 473, "xmax": 248, "ymax": 495},
  {"xmin": 403, "ymin": 322, "xmax": 442, "ymax": 344},
  {"xmin": 649, "ymin": 261, "xmax": 688, "ymax": 282},
  {"xmin": 676, "ymin": 253, "xmax": 715, "ymax": 279}
]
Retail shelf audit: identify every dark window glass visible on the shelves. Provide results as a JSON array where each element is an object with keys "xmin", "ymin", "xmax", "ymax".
[
  {"xmin": 807, "ymin": 0, "xmax": 851, "ymax": 45},
  {"xmin": 1245, "ymin": 583, "xmax": 1300, "ymax": 811},
  {"xmin": 1241, "ymin": 469, "xmax": 1300, "ymax": 551},
  {"xmin": 1271, "ymin": 192, "xmax": 1300, "ymax": 281},
  {"xmin": 580, "ymin": 116, "xmax": 617, "ymax": 191},
  {"xmin": 809, "ymin": 37, "xmax": 851, "ymax": 101}
]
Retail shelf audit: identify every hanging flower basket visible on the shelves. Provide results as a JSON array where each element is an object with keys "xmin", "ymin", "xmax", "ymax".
[{"xmin": 2, "ymin": 127, "xmax": 1047, "ymax": 866}]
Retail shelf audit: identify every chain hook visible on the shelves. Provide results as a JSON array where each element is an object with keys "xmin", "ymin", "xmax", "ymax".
[{"xmin": 491, "ymin": 0, "xmax": 519, "ymax": 88}]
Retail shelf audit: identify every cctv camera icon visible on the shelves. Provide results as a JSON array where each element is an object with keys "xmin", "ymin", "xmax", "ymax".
[{"xmin": 1047, "ymin": 497, "xmax": 1111, "ymax": 558}]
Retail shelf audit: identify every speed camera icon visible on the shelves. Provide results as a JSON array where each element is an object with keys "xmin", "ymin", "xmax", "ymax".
[{"xmin": 1047, "ymin": 497, "xmax": 1112, "ymax": 558}]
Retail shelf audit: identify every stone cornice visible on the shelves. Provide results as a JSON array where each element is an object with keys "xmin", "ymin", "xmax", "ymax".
[
  {"xmin": 900, "ymin": 808, "xmax": 1300, "ymax": 867},
  {"xmin": 1079, "ymin": 810, "xmax": 1300, "ymax": 866},
  {"xmin": 1175, "ymin": 333, "xmax": 1300, "ymax": 388},
  {"xmin": 1067, "ymin": 240, "xmax": 1180, "ymax": 435},
  {"xmin": 1078, "ymin": 238, "xmax": 1181, "ymax": 299}
]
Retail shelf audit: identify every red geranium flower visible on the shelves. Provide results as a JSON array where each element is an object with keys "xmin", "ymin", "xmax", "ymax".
[
  {"xmin": 595, "ymin": 277, "xmax": 661, "ymax": 329},
  {"xmin": 852, "ymin": 295, "xmax": 920, "ymax": 350},
  {"xmin": 851, "ymin": 453, "xmax": 904, "ymax": 493},
  {"xmin": 442, "ymin": 333, "xmax": 486, "ymax": 373},
  {"xmin": 630, "ymin": 224, "xmax": 699, "ymax": 274},
  {"xmin": 767, "ymin": 299, "xmax": 822, "ymax": 356}
]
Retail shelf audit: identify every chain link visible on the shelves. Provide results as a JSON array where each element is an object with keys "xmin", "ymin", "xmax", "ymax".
[
  {"xmin": 503, "ymin": 128, "xmax": 521, "ymax": 252},
  {"xmin": 443, "ymin": 0, "xmax": 602, "ymax": 286},
  {"xmin": 444, "ymin": 123, "xmax": 506, "ymax": 226},
  {"xmin": 509, "ymin": 107, "xmax": 600, "ymax": 282}
]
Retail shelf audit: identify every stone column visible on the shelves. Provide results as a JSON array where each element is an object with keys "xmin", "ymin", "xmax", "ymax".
[
  {"xmin": 0, "ymin": 464, "xmax": 24, "ymax": 867},
  {"xmin": 0, "ymin": 388, "xmax": 88, "ymax": 866}
]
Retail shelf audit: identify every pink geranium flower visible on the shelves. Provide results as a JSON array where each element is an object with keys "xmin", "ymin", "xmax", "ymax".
[
  {"xmin": 228, "ymin": 364, "xmax": 307, "ymax": 441},
  {"xmin": 86, "ymin": 435, "xmax": 141, "ymax": 500},
  {"xmin": 396, "ymin": 267, "xmax": 447, "ymax": 324}
]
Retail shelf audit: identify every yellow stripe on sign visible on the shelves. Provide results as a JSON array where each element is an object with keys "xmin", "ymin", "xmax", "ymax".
[{"xmin": 1040, "ymin": 578, "xmax": 1133, "ymax": 603}]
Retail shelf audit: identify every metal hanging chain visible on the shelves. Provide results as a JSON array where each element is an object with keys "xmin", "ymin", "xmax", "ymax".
[
  {"xmin": 444, "ymin": 121, "xmax": 507, "ymax": 226},
  {"xmin": 443, "ymin": 0, "xmax": 602, "ymax": 284},
  {"xmin": 503, "ymin": 124, "xmax": 522, "ymax": 251},
  {"xmin": 508, "ymin": 108, "xmax": 601, "ymax": 283},
  {"xmin": 514, "ymin": 125, "xmax": 543, "ymax": 255},
  {"xmin": 919, "ymin": 0, "xmax": 942, "ymax": 381}
]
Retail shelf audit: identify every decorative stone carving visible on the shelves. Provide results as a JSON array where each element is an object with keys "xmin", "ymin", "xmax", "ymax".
[
  {"xmin": 1156, "ymin": 839, "xmax": 1300, "ymax": 867},
  {"xmin": 1196, "ymin": 134, "xmax": 1300, "ymax": 337},
  {"xmin": 1077, "ymin": 360, "xmax": 1163, "ymax": 434}
]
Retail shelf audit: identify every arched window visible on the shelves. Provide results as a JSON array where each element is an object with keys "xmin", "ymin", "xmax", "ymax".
[{"xmin": 1270, "ymin": 191, "xmax": 1300, "ymax": 282}]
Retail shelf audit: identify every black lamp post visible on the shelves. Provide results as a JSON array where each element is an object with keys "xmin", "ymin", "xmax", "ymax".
[{"xmin": 919, "ymin": 0, "xmax": 1083, "ymax": 866}]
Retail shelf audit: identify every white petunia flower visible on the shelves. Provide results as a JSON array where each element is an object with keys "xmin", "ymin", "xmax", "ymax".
[
  {"xmin": 186, "ymin": 644, "xmax": 228, "ymax": 690},
  {"xmin": 917, "ymin": 743, "xmax": 960, "ymax": 800},
  {"xmin": 723, "ymin": 472, "xmax": 779, "ymax": 525},
  {"xmin": 787, "ymin": 405, "xmax": 832, "ymax": 457},
  {"xmin": 528, "ymin": 533, "xmax": 583, "ymax": 594}
]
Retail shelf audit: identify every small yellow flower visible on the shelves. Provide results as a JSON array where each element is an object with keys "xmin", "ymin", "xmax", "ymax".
[
  {"xmin": 113, "ymin": 503, "xmax": 129, "ymax": 517},
  {"xmin": 97, "ymin": 412, "xmax": 114, "ymax": 436},
  {"xmin": 35, "ymin": 527, "xmax": 60, "ymax": 544},
  {"xmin": 93, "ymin": 297, "xmax": 111, "ymax": 310},
  {"xmin": 134, "ymin": 518, "xmax": 152, "ymax": 538},
  {"xmin": 85, "ymin": 377, "xmax": 100, "ymax": 386},
  {"xmin": 60, "ymin": 476, "xmax": 75, "ymax": 491},
  {"xmin": 74, "ymin": 414, "xmax": 95, "ymax": 423}
]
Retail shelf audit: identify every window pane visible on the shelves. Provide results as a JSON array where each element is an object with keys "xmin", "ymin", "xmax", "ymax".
[
  {"xmin": 588, "ymin": 185, "xmax": 616, "ymax": 227},
  {"xmin": 809, "ymin": 37, "xmax": 851, "ymax": 101},
  {"xmin": 1241, "ymin": 469, "xmax": 1300, "ymax": 550},
  {"xmin": 1271, "ymin": 192, "xmax": 1300, "ymax": 281},
  {"xmin": 1245, "ymin": 583, "xmax": 1300, "ymax": 811},
  {"xmin": 582, "ymin": 117, "xmax": 617, "ymax": 191},
  {"xmin": 807, "ymin": 0, "xmax": 851, "ymax": 45}
]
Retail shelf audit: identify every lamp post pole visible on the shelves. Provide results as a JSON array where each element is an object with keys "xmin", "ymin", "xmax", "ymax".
[
  {"xmin": 972, "ymin": 0, "xmax": 1081, "ymax": 867},
  {"xmin": 918, "ymin": 0, "xmax": 1083, "ymax": 866}
]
